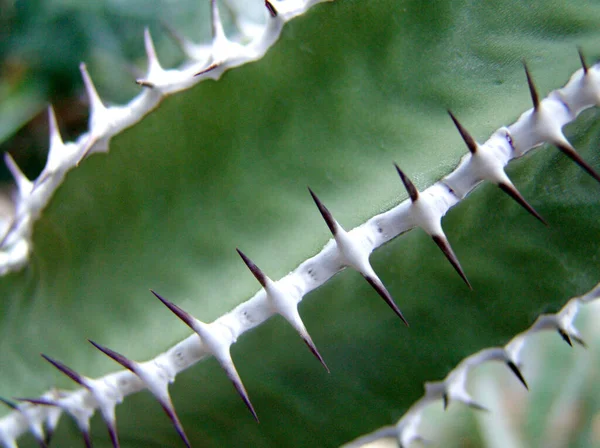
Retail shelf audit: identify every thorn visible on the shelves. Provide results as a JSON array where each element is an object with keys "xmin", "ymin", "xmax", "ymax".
[
  {"xmin": 225, "ymin": 366, "xmax": 259, "ymax": 423},
  {"xmin": 150, "ymin": 290, "xmax": 197, "ymax": 329},
  {"xmin": 0, "ymin": 396, "xmax": 18, "ymax": 410},
  {"xmin": 48, "ymin": 105, "xmax": 63, "ymax": 148},
  {"xmin": 394, "ymin": 164, "xmax": 419, "ymax": 202},
  {"xmin": 497, "ymin": 182, "xmax": 547, "ymax": 225},
  {"xmin": 159, "ymin": 403, "xmax": 191, "ymax": 448},
  {"xmin": 442, "ymin": 393, "xmax": 448, "ymax": 410},
  {"xmin": 578, "ymin": 47, "xmax": 588, "ymax": 74},
  {"xmin": 236, "ymin": 249, "xmax": 267, "ymax": 287},
  {"xmin": 448, "ymin": 110, "xmax": 478, "ymax": 154},
  {"xmin": 107, "ymin": 422, "xmax": 120, "ymax": 448},
  {"xmin": 522, "ymin": 61, "xmax": 540, "ymax": 110},
  {"xmin": 76, "ymin": 136, "xmax": 98, "ymax": 166},
  {"xmin": 88, "ymin": 340, "xmax": 138, "ymax": 372},
  {"xmin": 210, "ymin": 0, "xmax": 225, "ymax": 40},
  {"xmin": 558, "ymin": 329, "xmax": 573, "ymax": 347},
  {"xmin": 135, "ymin": 79, "xmax": 155, "ymax": 88},
  {"xmin": 265, "ymin": 0, "xmax": 278, "ymax": 17},
  {"xmin": 363, "ymin": 275, "xmax": 409, "ymax": 327},
  {"xmin": 572, "ymin": 335, "xmax": 587, "ymax": 348},
  {"xmin": 82, "ymin": 429, "xmax": 93, "ymax": 448},
  {"xmin": 506, "ymin": 361, "xmax": 529, "ymax": 390},
  {"xmin": 431, "ymin": 235, "xmax": 472, "ymax": 290},
  {"xmin": 41, "ymin": 354, "xmax": 87, "ymax": 387},
  {"xmin": 308, "ymin": 187, "xmax": 338, "ymax": 236},
  {"xmin": 236, "ymin": 250, "xmax": 329, "ymax": 372},
  {"xmin": 467, "ymin": 401, "xmax": 489, "ymax": 412},
  {"xmin": 301, "ymin": 333, "xmax": 330, "ymax": 373},
  {"xmin": 194, "ymin": 62, "xmax": 219, "ymax": 77},
  {"xmin": 151, "ymin": 290, "xmax": 258, "ymax": 422},
  {"xmin": 556, "ymin": 143, "xmax": 600, "ymax": 185}
]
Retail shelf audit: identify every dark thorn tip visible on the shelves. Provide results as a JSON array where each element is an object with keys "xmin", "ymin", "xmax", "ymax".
[
  {"xmin": 0, "ymin": 396, "xmax": 18, "ymax": 410},
  {"xmin": 88, "ymin": 340, "xmax": 137, "ymax": 372},
  {"xmin": 301, "ymin": 335, "xmax": 330, "ymax": 373},
  {"xmin": 506, "ymin": 361, "xmax": 529, "ymax": 390},
  {"xmin": 265, "ymin": 0, "xmax": 278, "ymax": 17},
  {"xmin": 236, "ymin": 248, "xmax": 267, "ymax": 287},
  {"xmin": 230, "ymin": 378, "xmax": 259, "ymax": 423},
  {"xmin": 160, "ymin": 403, "xmax": 191, "ymax": 448},
  {"xmin": 522, "ymin": 61, "xmax": 540, "ymax": 110},
  {"xmin": 448, "ymin": 110, "xmax": 478, "ymax": 154},
  {"xmin": 363, "ymin": 275, "xmax": 409, "ymax": 327},
  {"xmin": 41, "ymin": 354, "xmax": 86, "ymax": 387},
  {"xmin": 107, "ymin": 422, "xmax": 120, "ymax": 448},
  {"xmin": 442, "ymin": 393, "xmax": 449, "ymax": 410},
  {"xmin": 556, "ymin": 143, "xmax": 600, "ymax": 185},
  {"xmin": 150, "ymin": 289, "xmax": 197, "ymax": 330},
  {"xmin": 394, "ymin": 163, "xmax": 419, "ymax": 202},
  {"xmin": 308, "ymin": 187, "xmax": 338, "ymax": 236},
  {"xmin": 578, "ymin": 47, "xmax": 589, "ymax": 74},
  {"xmin": 558, "ymin": 329, "xmax": 573, "ymax": 347},
  {"xmin": 135, "ymin": 79, "xmax": 155, "ymax": 88},
  {"xmin": 497, "ymin": 183, "xmax": 547, "ymax": 226},
  {"xmin": 195, "ymin": 62, "xmax": 219, "ymax": 77},
  {"xmin": 431, "ymin": 235, "xmax": 472, "ymax": 290},
  {"xmin": 82, "ymin": 429, "xmax": 93, "ymax": 448}
]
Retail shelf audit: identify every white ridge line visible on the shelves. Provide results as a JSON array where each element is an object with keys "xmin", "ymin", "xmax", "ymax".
[{"xmin": 341, "ymin": 282, "xmax": 600, "ymax": 447}]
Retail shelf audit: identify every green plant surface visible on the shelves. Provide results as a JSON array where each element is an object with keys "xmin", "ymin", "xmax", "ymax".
[{"xmin": 1, "ymin": 0, "xmax": 600, "ymax": 447}]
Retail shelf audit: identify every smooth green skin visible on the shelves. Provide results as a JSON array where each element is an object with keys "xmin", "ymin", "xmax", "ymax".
[{"xmin": 1, "ymin": 1, "xmax": 599, "ymax": 446}]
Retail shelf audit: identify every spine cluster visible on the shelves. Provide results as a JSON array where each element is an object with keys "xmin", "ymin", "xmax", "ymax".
[{"xmin": 1, "ymin": 1, "xmax": 599, "ymax": 447}]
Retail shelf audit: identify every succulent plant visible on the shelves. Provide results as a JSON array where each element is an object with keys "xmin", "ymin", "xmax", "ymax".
[{"xmin": 1, "ymin": 0, "xmax": 599, "ymax": 447}]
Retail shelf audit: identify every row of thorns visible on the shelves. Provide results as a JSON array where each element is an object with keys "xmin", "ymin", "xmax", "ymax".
[{"xmin": 2, "ymin": 54, "xmax": 600, "ymax": 448}]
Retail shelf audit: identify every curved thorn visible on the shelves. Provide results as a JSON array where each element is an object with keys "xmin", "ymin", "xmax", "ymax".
[
  {"xmin": 88, "ymin": 341, "xmax": 137, "ymax": 372},
  {"xmin": 506, "ymin": 361, "xmax": 529, "ymax": 390},
  {"xmin": 497, "ymin": 182, "xmax": 547, "ymax": 226},
  {"xmin": 578, "ymin": 47, "xmax": 588, "ymax": 74},
  {"xmin": 236, "ymin": 249, "xmax": 267, "ymax": 287},
  {"xmin": 363, "ymin": 275, "xmax": 409, "ymax": 327},
  {"xmin": 523, "ymin": 61, "xmax": 540, "ymax": 110},
  {"xmin": 301, "ymin": 333, "xmax": 330, "ymax": 373},
  {"xmin": 448, "ymin": 110, "xmax": 478, "ymax": 154},
  {"xmin": 159, "ymin": 403, "xmax": 191, "ymax": 448},
  {"xmin": 431, "ymin": 235, "xmax": 472, "ymax": 290},
  {"xmin": 150, "ymin": 290, "xmax": 197, "ymax": 329},
  {"xmin": 394, "ymin": 163, "xmax": 419, "ymax": 202},
  {"xmin": 556, "ymin": 143, "xmax": 600, "ymax": 185},
  {"xmin": 265, "ymin": 0, "xmax": 278, "ymax": 17},
  {"xmin": 41, "ymin": 354, "xmax": 86, "ymax": 387},
  {"xmin": 558, "ymin": 329, "xmax": 573, "ymax": 347},
  {"xmin": 308, "ymin": 187, "xmax": 338, "ymax": 236}
]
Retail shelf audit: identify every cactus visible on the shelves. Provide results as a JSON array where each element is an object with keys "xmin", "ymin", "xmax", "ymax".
[{"xmin": 1, "ymin": 0, "xmax": 600, "ymax": 447}]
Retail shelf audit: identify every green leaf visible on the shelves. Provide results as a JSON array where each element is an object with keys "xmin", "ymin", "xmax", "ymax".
[{"xmin": 1, "ymin": 0, "xmax": 599, "ymax": 446}]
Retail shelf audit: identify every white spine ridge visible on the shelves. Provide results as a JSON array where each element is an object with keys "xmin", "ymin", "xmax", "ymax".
[
  {"xmin": 1, "ymin": 5, "xmax": 599, "ymax": 448},
  {"xmin": 341, "ymin": 283, "xmax": 600, "ymax": 448}
]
